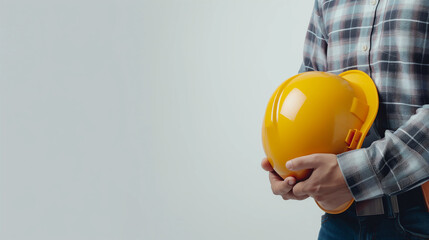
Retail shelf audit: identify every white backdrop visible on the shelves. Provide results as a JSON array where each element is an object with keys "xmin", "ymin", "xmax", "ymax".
[{"xmin": 1, "ymin": 0, "xmax": 324, "ymax": 239}]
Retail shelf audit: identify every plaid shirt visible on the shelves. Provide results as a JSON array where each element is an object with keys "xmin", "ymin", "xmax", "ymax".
[{"xmin": 299, "ymin": 0, "xmax": 429, "ymax": 201}]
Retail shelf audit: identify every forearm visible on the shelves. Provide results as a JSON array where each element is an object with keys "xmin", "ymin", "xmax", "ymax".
[{"xmin": 337, "ymin": 105, "xmax": 429, "ymax": 202}]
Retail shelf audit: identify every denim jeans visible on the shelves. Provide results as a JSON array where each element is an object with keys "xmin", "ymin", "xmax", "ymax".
[{"xmin": 318, "ymin": 201, "xmax": 429, "ymax": 240}]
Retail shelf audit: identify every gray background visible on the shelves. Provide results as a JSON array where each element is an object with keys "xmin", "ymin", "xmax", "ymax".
[{"xmin": 1, "ymin": 0, "xmax": 323, "ymax": 239}]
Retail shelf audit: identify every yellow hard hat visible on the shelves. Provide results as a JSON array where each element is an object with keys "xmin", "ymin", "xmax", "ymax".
[{"xmin": 261, "ymin": 70, "xmax": 378, "ymax": 214}]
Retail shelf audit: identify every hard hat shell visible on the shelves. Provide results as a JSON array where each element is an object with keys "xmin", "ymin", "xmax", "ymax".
[{"xmin": 262, "ymin": 70, "xmax": 378, "ymax": 214}]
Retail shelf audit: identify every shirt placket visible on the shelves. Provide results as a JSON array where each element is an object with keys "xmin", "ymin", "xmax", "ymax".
[{"xmin": 357, "ymin": 0, "xmax": 379, "ymax": 74}]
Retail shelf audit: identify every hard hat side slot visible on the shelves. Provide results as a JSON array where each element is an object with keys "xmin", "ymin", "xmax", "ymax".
[{"xmin": 345, "ymin": 129, "xmax": 363, "ymax": 150}]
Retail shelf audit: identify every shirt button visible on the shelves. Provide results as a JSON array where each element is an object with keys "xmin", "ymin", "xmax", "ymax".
[
  {"xmin": 370, "ymin": 0, "xmax": 377, "ymax": 5},
  {"xmin": 362, "ymin": 45, "xmax": 368, "ymax": 52}
]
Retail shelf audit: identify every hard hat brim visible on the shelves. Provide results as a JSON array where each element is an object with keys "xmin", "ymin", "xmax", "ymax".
[{"xmin": 339, "ymin": 70, "xmax": 379, "ymax": 149}]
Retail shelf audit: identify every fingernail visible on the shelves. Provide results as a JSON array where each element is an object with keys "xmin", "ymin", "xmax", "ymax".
[
  {"xmin": 286, "ymin": 161, "xmax": 293, "ymax": 170},
  {"xmin": 288, "ymin": 179, "xmax": 295, "ymax": 185}
]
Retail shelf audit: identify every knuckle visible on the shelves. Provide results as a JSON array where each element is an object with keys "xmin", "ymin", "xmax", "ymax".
[
  {"xmin": 273, "ymin": 183, "xmax": 291, "ymax": 196},
  {"xmin": 292, "ymin": 185, "xmax": 301, "ymax": 194},
  {"xmin": 271, "ymin": 185, "xmax": 279, "ymax": 195},
  {"xmin": 313, "ymin": 184, "xmax": 322, "ymax": 195}
]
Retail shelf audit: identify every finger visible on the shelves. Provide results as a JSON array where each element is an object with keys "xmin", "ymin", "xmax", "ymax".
[
  {"xmin": 292, "ymin": 181, "xmax": 309, "ymax": 197},
  {"xmin": 281, "ymin": 192, "xmax": 309, "ymax": 201},
  {"xmin": 261, "ymin": 158, "xmax": 274, "ymax": 172},
  {"xmin": 294, "ymin": 194, "xmax": 310, "ymax": 200},
  {"xmin": 286, "ymin": 154, "xmax": 321, "ymax": 171},
  {"xmin": 270, "ymin": 174, "xmax": 296, "ymax": 195},
  {"xmin": 268, "ymin": 171, "xmax": 283, "ymax": 183},
  {"xmin": 269, "ymin": 173, "xmax": 296, "ymax": 186}
]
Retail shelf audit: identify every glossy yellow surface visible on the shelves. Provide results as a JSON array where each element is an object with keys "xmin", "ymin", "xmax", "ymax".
[{"xmin": 262, "ymin": 70, "xmax": 378, "ymax": 214}]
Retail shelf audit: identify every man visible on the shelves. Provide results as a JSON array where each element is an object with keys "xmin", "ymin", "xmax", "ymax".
[{"xmin": 262, "ymin": 0, "xmax": 429, "ymax": 239}]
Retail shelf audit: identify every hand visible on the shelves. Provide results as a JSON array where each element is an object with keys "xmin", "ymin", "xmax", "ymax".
[
  {"xmin": 286, "ymin": 154, "xmax": 353, "ymax": 210},
  {"xmin": 261, "ymin": 158, "xmax": 309, "ymax": 200}
]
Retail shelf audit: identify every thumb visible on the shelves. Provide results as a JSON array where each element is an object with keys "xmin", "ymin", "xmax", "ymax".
[{"xmin": 286, "ymin": 154, "xmax": 321, "ymax": 171}]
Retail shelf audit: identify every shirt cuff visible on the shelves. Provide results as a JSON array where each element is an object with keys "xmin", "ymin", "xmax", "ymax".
[{"xmin": 337, "ymin": 149, "xmax": 384, "ymax": 202}]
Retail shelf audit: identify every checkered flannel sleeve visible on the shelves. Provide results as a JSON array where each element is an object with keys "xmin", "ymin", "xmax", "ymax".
[{"xmin": 337, "ymin": 106, "xmax": 429, "ymax": 201}]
